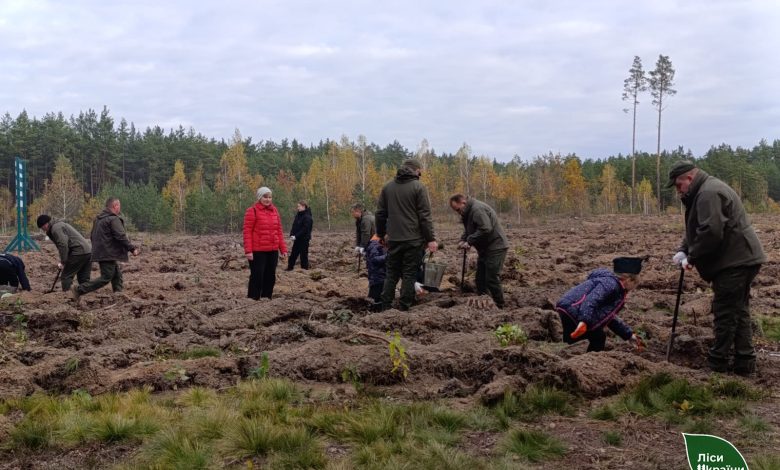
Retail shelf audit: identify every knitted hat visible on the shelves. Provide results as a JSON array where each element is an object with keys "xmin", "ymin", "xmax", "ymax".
[
  {"xmin": 256, "ymin": 186, "xmax": 272, "ymax": 199},
  {"xmin": 36, "ymin": 214, "xmax": 51, "ymax": 229},
  {"xmin": 613, "ymin": 257, "xmax": 643, "ymax": 275}
]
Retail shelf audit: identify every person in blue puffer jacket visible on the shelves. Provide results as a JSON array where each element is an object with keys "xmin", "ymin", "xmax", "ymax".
[
  {"xmin": 365, "ymin": 235, "xmax": 387, "ymax": 306},
  {"xmin": 556, "ymin": 257, "xmax": 645, "ymax": 352}
]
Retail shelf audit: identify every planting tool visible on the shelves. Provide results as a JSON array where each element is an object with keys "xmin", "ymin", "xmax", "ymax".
[
  {"xmin": 460, "ymin": 249, "xmax": 467, "ymax": 293},
  {"xmin": 356, "ymin": 253, "xmax": 361, "ymax": 276},
  {"xmin": 666, "ymin": 267, "xmax": 685, "ymax": 361},
  {"xmin": 47, "ymin": 267, "xmax": 62, "ymax": 294}
]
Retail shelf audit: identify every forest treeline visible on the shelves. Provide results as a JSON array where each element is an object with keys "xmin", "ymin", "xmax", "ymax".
[{"xmin": 1, "ymin": 108, "xmax": 779, "ymax": 234}]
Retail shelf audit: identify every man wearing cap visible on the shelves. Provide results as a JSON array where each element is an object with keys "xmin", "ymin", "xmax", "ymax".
[
  {"xmin": 668, "ymin": 161, "xmax": 766, "ymax": 375},
  {"xmin": 72, "ymin": 197, "xmax": 140, "ymax": 306},
  {"xmin": 350, "ymin": 202, "xmax": 375, "ymax": 255},
  {"xmin": 555, "ymin": 257, "xmax": 645, "ymax": 353},
  {"xmin": 375, "ymin": 159, "xmax": 438, "ymax": 311},
  {"xmin": 449, "ymin": 194, "xmax": 509, "ymax": 308},
  {"xmin": 37, "ymin": 215, "xmax": 92, "ymax": 292}
]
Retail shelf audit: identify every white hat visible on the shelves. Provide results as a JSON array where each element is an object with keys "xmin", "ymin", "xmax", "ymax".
[{"xmin": 256, "ymin": 186, "xmax": 272, "ymax": 199}]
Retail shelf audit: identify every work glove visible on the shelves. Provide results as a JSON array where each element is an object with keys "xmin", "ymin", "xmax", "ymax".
[
  {"xmin": 354, "ymin": 246, "xmax": 364, "ymax": 255},
  {"xmin": 57, "ymin": 262, "xmax": 63, "ymax": 270},
  {"xmin": 672, "ymin": 251, "xmax": 686, "ymax": 266},
  {"xmin": 290, "ymin": 235, "xmax": 296, "ymax": 241},
  {"xmin": 458, "ymin": 241, "xmax": 470, "ymax": 251},
  {"xmin": 672, "ymin": 251, "xmax": 693, "ymax": 270},
  {"xmin": 630, "ymin": 334, "xmax": 645, "ymax": 352},
  {"xmin": 571, "ymin": 321, "xmax": 588, "ymax": 339}
]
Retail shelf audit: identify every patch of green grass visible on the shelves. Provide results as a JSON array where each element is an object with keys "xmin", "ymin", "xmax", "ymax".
[
  {"xmin": 177, "ymin": 346, "xmax": 221, "ymax": 360},
  {"xmin": 464, "ymin": 406, "xmax": 500, "ymax": 431},
  {"xmin": 63, "ymin": 357, "xmax": 80, "ymax": 375},
  {"xmin": 758, "ymin": 316, "xmax": 780, "ymax": 341},
  {"xmin": 501, "ymin": 428, "xmax": 566, "ymax": 463},
  {"xmin": 618, "ymin": 372, "xmax": 749, "ymax": 419},
  {"xmin": 176, "ymin": 387, "xmax": 216, "ymax": 408},
  {"xmin": 709, "ymin": 376, "xmax": 763, "ymax": 400},
  {"xmin": 8, "ymin": 418, "xmax": 52, "ymax": 450},
  {"xmin": 589, "ymin": 404, "xmax": 619, "ymax": 421},
  {"xmin": 492, "ymin": 386, "xmax": 574, "ymax": 428},
  {"xmin": 739, "ymin": 414, "xmax": 772, "ymax": 435},
  {"xmin": 522, "ymin": 385, "xmax": 573, "ymax": 416},
  {"xmin": 750, "ymin": 454, "xmax": 780, "ymax": 470},
  {"xmin": 56, "ymin": 411, "xmax": 97, "ymax": 446},
  {"xmin": 343, "ymin": 403, "xmax": 405, "ymax": 445},
  {"xmin": 682, "ymin": 418, "xmax": 715, "ymax": 434},
  {"xmin": 140, "ymin": 428, "xmax": 213, "ymax": 470},
  {"xmin": 220, "ymin": 416, "xmax": 278, "ymax": 458},
  {"xmin": 88, "ymin": 413, "xmax": 156, "ymax": 443},
  {"xmin": 602, "ymin": 430, "xmax": 622, "ymax": 446}
]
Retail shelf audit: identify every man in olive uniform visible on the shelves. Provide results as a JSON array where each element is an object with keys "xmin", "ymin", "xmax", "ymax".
[
  {"xmin": 449, "ymin": 194, "xmax": 509, "ymax": 308},
  {"xmin": 376, "ymin": 159, "xmax": 438, "ymax": 311},
  {"xmin": 350, "ymin": 203, "xmax": 376, "ymax": 255},
  {"xmin": 37, "ymin": 215, "xmax": 92, "ymax": 291},
  {"xmin": 72, "ymin": 197, "xmax": 140, "ymax": 305},
  {"xmin": 669, "ymin": 161, "xmax": 766, "ymax": 375}
]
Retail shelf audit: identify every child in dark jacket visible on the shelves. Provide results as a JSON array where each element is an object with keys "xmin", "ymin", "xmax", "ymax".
[
  {"xmin": 556, "ymin": 257, "xmax": 645, "ymax": 352},
  {"xmin": 365, "ymin": 235, "xmax": 387, "ymax": 305}
]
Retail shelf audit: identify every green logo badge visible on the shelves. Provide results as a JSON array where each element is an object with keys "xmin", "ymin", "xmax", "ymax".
[{"xmin": 683, "ymin": 433, "xmax": 748, "ymax": 470}]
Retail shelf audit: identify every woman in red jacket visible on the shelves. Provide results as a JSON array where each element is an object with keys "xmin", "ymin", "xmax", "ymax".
[{"xmin": 243, "ymin": 186, "xmax": 287, "ymax": 299}]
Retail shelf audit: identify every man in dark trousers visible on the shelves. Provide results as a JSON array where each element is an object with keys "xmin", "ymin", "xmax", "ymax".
[
  {"xmin": 0, "ymin": 252, "xmax": 31, "ymax": 293},
  {"xmin": 350, "ymin": 203, "xmax": 375, "ymax": 256},
  {"xmin": 37, "ymin": 215, "xmax": 92, "ymax": 291},
  {"xmin": 72, "ymin": 197, "xmax": 140, "ymax": 305},
  {"xmin": 669, "ymin": 160, "xmax": 766, "ymax": 375},
  {"xmin": 287, "ymin": 200, "xmax": 313, "ymax": 270},
  {"xmin": 449, "ymin": 194, "xmax": 509, "ymax": 308},
  {"xmin": 375, "ymin": 159, "xmax": 438, "ymax": 311}
]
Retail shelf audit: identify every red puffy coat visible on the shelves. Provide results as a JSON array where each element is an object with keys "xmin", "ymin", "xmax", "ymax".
[{"xmin": 243, "ymin": 203, "xmax": 288, "ymax": 254}]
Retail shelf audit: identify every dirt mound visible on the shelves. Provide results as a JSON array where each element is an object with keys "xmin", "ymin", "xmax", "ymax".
[{"xmin": 2, "ymin": 215, "xmax": 779, "ymax": 403}]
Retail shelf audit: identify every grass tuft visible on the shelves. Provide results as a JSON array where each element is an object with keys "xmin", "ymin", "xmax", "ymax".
[
  {"xmin": 589, "ymin": 404, "xmax": 619, "ymax": 421},
  {"xmin": 9, "ymin": 418, "xmax": 52, "ymax": 450},
  {"xmin": 178, "ymin": 346, "xmax": 221, "ymax": 360},
  {"xmin": 220, "ymin": 416, "xmax": 278, "ymax": 458},
  {"xmin": 88, "ymin": 413, "xmax": 156, "ymax": 443},
  {"xmin": 501, "ymin": 428, "xmax": 566, "ymax": 462},
  {"xmin": 739, "ymin": 414, "xmax": 772, "ymax": 435},
  {"xmin": 141, "ymin": 428, "xmax": 213, "ymax": 470},
  {"xmin": 602, "ymin": 430, "xmax": 622, "ymax": 446},
  {"xmin": 758, "ymin": 316, "xmax": 780, "ymax": 342},
  {"xmin": 750, "ymin": 454, "xmax": 780, "ymax": 470},
  {"xmin": 683, "ymin": 418, "xmax": 714, "ymax": 434}
]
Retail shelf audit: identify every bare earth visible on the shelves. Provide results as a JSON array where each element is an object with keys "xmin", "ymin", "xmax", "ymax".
[{"xmin": 1, "ymin": 214, "xmax": 779, "ymax": 468}]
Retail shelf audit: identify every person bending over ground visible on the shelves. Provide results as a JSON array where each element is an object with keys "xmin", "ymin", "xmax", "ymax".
[{"xmin": 556, "ymin": 257, "xmax": 645, "ymax": 353}]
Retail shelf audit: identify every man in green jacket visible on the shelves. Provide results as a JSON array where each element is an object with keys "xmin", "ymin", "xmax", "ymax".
[
  {"xmin": 37, "ymin": 215, "xmax": 92, "ymax": 291},
  {"xmin": 72, "ymin": 197, "xmax": 140, "ymax": 305},
  {"xmin": 449, "ymin": 194, "xmax": 509, "ymax": 308},
  {"xmin": 350, "ymin": 203, "xmax": 376, "ymax": 254},
  {"xmin": 375, "ymin": 159, "xmax": 438, "ymax": 311},
  {"xmin": 669, "ymin": 161, "xmax": 766, "ymax": 375}
]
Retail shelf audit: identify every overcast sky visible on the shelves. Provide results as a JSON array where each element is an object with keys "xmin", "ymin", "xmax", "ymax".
[{"xmin": 1, "ymin": 0, "xmax": 777, "ymax": 162}]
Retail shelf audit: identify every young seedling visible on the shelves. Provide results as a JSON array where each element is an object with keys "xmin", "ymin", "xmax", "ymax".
[
  {"xmin": 494, "ymin": 324, "xmax": 528, "ymax": 347},
  {"xmin": 250, "ymin": 352, "xmax": 270, "ymax": 380},
  {"xmin": 387, "ymin": 331, "xmax": 409, "ymax": 379}
]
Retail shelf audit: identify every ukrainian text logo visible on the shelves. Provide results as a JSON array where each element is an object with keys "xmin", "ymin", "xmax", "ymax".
[{"xmin": 683, "ymin": 433, "xmax": 748, "ymax": 470}]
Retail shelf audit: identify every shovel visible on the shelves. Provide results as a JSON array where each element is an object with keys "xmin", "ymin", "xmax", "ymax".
[
  {"xmin": 460, "ymin": 249, "xmax": 467, "ymax": 293},
  {"xmin": 47, "ymin": 267, "xmax": 62, "ymax": 294},
  {"xmin": 666, "ymin": 268, "xmax": 685, "ymax": 362},
  {"xmin": 356, "ymin": 253, "xmax": 362, "ymax": 277}
]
